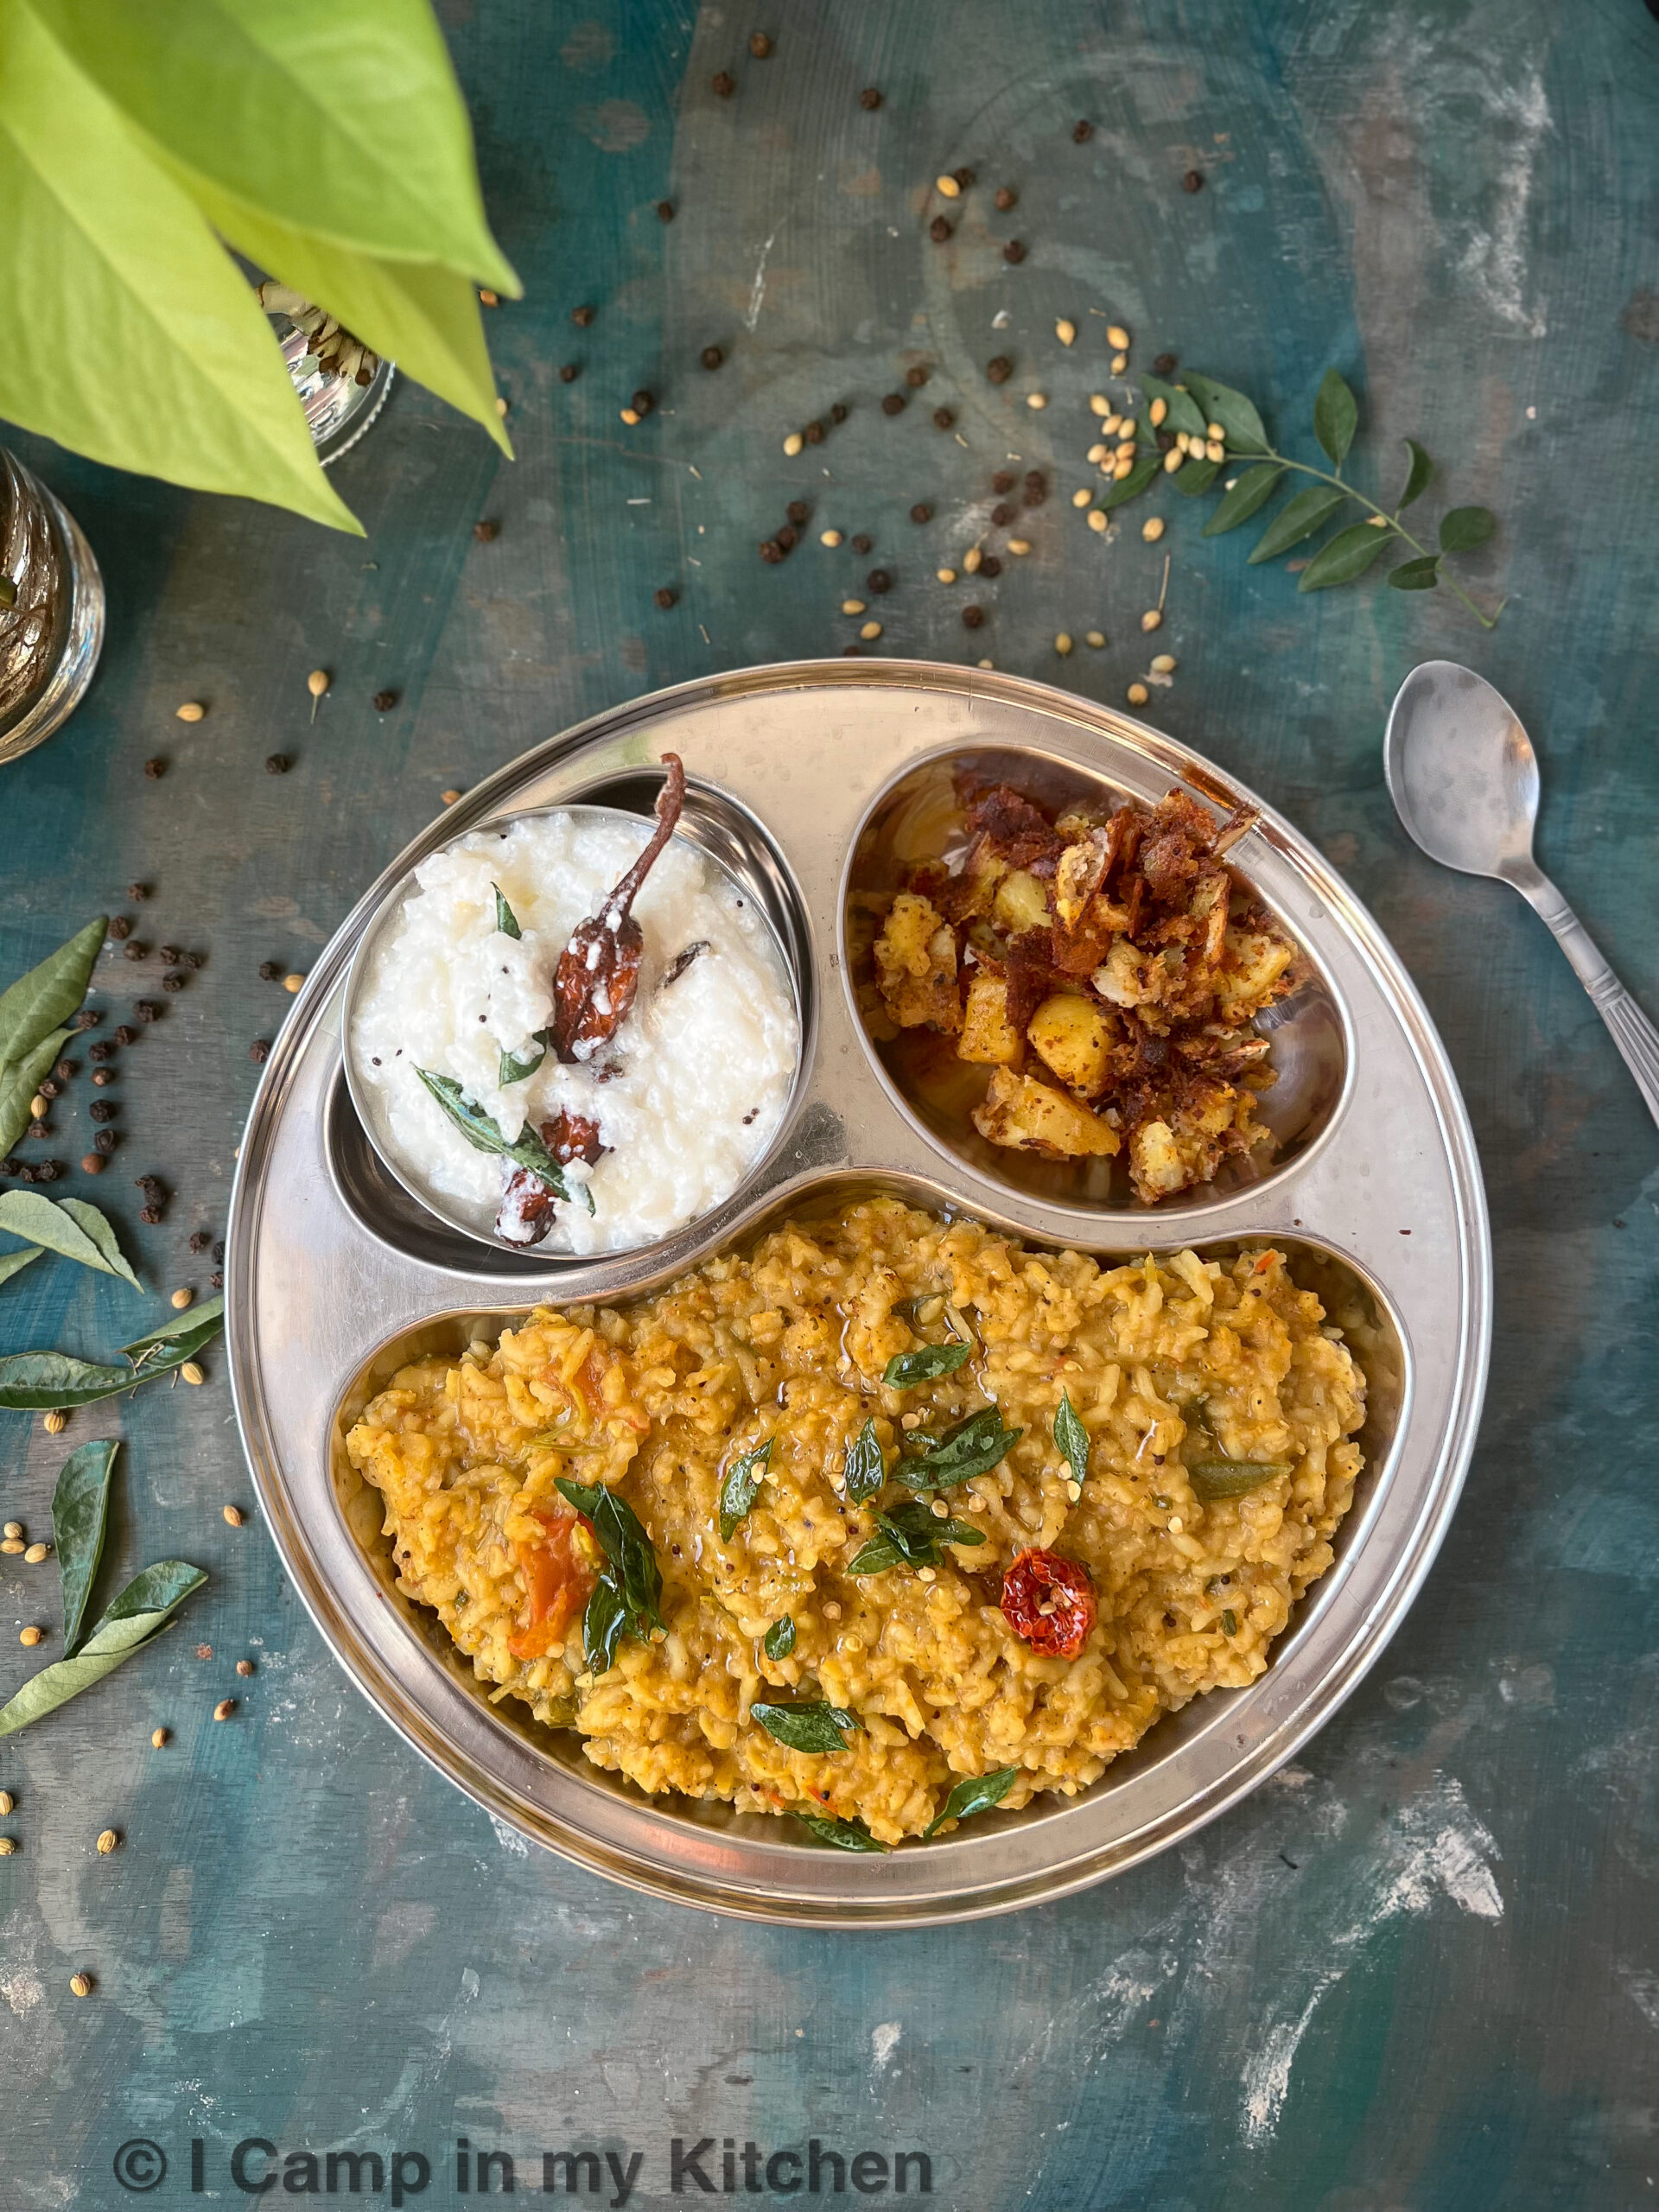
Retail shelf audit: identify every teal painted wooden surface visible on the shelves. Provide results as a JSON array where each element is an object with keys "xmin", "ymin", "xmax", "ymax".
[{"xmin": 3, "ymin": 3, "xmax": 1658, "ymax": 2205}]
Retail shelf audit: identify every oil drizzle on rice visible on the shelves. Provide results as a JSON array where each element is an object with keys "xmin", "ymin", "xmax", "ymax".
[{"xmin": 346, "ymin": 1200, "xmax": 1366, "ymax": 1844}]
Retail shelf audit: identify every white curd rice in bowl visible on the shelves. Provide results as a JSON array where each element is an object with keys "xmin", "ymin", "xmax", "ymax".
[{"xmin": 349, "ymin": 810, "xmax": 799, "ymax": 1255}]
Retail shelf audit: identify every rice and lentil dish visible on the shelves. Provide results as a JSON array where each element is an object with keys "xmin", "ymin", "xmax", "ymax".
[{"xmin": 346, "ymin": 1198, "xmax": 1366, "ymax": 1846}]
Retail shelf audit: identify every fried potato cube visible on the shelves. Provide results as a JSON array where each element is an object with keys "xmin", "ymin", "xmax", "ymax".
[
  {"xmin": 874, "ymin": 893, "xmax": 962, "ymax": 1032},
  {"xmin": 958, "ymin": 973, "xmax": 1026, "ymax": 1065},
  {"xmin": 1216, "ymin": 925, "xmax": 1295, "ymax": 1019},
  {"xmin": 1128, "ymin": 1084, "xmax": 1250, "ymax": 1200},
  {"xmin": 992, "ymin": 868, "xmax": 1051, "ymax": 936},
  {"xmin": 1027, "ymin": 993, "xmax": 1113, "ymax": 1095},
  {"xmin": 971, "ymin": 1067, "xmax": 1120, "ymax": 1158}
]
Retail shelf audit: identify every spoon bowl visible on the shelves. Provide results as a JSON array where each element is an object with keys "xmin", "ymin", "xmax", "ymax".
[{"xmin": 1384, "ymin": 660, "xmax": 1540, "ymax": 881}]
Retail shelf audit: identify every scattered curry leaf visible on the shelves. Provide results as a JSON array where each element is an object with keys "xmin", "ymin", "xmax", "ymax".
[
  {"xmin": 882, "ymin": 1340, "xmax": 969, "ymax": 1389},
  {"xmin": 0, "ymin": 1351, "xmax": 135, "ymax": 1409},
  {"xmin": 896, "ymin": 1406, "xmax": 1022, "ymax": 1491},
  {"xmin": 763, "ymin": 1616, "xmax": 796, "ymax": 1662},
  {"xmin": 718, "ymin": 1438, "xmax": 772, "ymax": 1541},
  {"xmin": 1178, "ymin": 372, "xmax": 1270, "ymax": 454},
  {"xmin": 1397, "ymin": 438, "xmax": 1434, "ymax": 511},
  {"xmin": 1439, "ymin": 505, "xmax": 1496, "ymax": 553},
  {"xmin": 1388, "ymin": 555, "xmax": 1441, "ymax": 592},
  {"xmin": 52, "ymin": 1437, "xmax": 118, "ymax": 1651},
  {"xmin": 1297, "ymin": 520, "xmax": 1391, "ymax": 593},
  {"xmin": 0, "ymin": 1192, "xmax": 139, "ymax": 1287},
  {"xmin": 0, "ymin": 1027, "xmax": 71, "ymax": 1160},
  {"xmin": 1172, "ymin": 454, "xmax": 1222, "ymax": 497},
  {"xmin": 0, "ymin": 917, "xmax": 105, "ymax": 1069},
  {"xmin": 925, "ymin": 1767, "xmax": 1020, "ymax": 1838},
  {"xmin": 1249, "ymin": 483, "xmax": 1348, "ymax": 563},
  {"xmin": 791, "ymin": 1808, "xmax": 887, "ymax": 1853},
  {"xmin": 1096, "ymin": 450, "xmax": 1161, "ymax": 511},
  {"xmin": 0, "ymin": 1245, "xmax": 41, "ymax": 1289},
  {"xmin": 1202, "ymin": 463, "xmax": 1284, "ymax": 537},
  {"xmin": 1141, "ymin": 374, "xmax": 1206, "ymax": 440},
  {"xmin": 1054, "ymin": 1393, "xmax": 1090, "ymax": 1487},
  {"xmin": 751, "ymin": 1700, "xmax": 861, "ymax": 1755},
  {"xmin": 842, "ymin": 1417, "xmax": 887, "ymax": 1504},
  {"xmin": 1313, "ymin": 367, "xmax": 1358, "ymax": 467},
  {"xmin": 0, "ymin": 1558, "xmax": 206, "ymax": 1739}
]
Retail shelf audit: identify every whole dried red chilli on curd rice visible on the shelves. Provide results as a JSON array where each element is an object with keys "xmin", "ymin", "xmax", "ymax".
[{"xmin": 350, "ymin": 761, "xmax": 798, "ymax": 1255}]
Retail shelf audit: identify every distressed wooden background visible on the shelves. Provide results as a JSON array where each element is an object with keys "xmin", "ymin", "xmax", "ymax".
[{"xmin": 3, "ymin": 2, "xmax": 1659, "ymax": 2205}]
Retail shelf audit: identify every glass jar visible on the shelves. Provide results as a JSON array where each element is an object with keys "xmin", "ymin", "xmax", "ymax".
[{"xmin": 0, "ymin": 449, "xmax": 105, "ymax": 767}]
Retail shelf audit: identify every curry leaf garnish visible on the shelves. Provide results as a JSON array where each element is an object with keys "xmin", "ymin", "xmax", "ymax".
[
  {"xmin": 1054, "ymin": 1392, "xmax": 1090, "ymax": 1488},
  {"xmin": 556, "ymin": 1476, "xmax": 664, "ymax": 1669},
  {"xmin": 416, "ymin": 1068, "xmax": 593, "ymax": 1213},
  {"xmin": 52, "ymin": 1438, "xmax": 118, "ymax": 1652},
  {"xmin": 764, "ymin": 1616, "xmax": 796, "ymax": 1662},
  {"xmin": 718, "ymin": 1438, "xmax": 772, "ymax": 1541},
  {"xmin": 1185, "ymin": 1457, "xmax": 1293, "ymax": 1500},
  {"xmin": 0, "ymin": 1560, "xmax": 207, "ymax": 1739},
  {"xmin": 1313, "ymin": 367, "xmax": 1358, "ymax": 467},
  {"xmin": 848, "ymin": 1500, "xmax": 984, "ymax": 1575},
  {"xmin": 493, "ymin": 885, "xmax": 522, "ymax": 939},
  {"xmin": 0, "ymin": 1192, "xmax": 140, "ymax": 1287},
  {"xmin": 896, "ymin": 1406, "xmax": 1022, "ymax": 1491},
  {"xmin": 791, "ymin": 1808, "xmax": 887, "ymax": 1853},
  {"xmin": 751, "ymin": 1700, "xmax": 861, "ymax": 1754},
  {"xmin": 497, "ymin": 1033, "xmax": 546, "ymax": 1086},
  {"xmin": 1100, "ymin": 368, "xmax": 1499, "ymax": 627},
  {"xmin": 882, "ymin": 1340, "xmax": 969, "ymax": 1389},
  {"xmin": 924, "ymin": 1767, "xmax": 1020, "ymax": 1839},
  {"xmin": 842, "ymin": 1417, "xmax": 887, "ymax": 1503}
]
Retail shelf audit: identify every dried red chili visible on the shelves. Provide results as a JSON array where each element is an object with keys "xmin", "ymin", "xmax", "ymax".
[
  {"xmin": 541, "ymin": 1108, "xmax": 606, "ymax": 1166},
  {"xmin": 1001, "ymin": 1548, "xmax": 1096, "ymax": 1659},
  {"xmin": 550, "ymin": 753, "xmax": 686, "ymax": 1061}
]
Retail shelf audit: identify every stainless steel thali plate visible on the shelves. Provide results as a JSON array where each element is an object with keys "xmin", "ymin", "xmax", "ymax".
[{"xmin": 226, "ymin": 658, "xmax": 1491, "ymax": 1926}]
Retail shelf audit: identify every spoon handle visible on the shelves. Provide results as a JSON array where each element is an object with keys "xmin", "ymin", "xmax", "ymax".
[{"xmin": 1510, "ymin": 861, "xmax": 1659, "ymax": 1130}]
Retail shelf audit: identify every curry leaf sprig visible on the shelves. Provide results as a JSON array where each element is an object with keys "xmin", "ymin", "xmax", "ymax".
[
  {"xmin": 555, "ymin": 1477, "xmax": 664, "ymax": 1674},
  {"xmin": 1107, "ymin": 368, "xmax": 1499, "ymax": 628},
  {"xmin": 0, "ymin": 1294, "xmax": 225, "ymax": 1410}
]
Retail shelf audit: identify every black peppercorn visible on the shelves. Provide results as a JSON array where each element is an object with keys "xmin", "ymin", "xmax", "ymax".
[
  {"xmin": 840, "ymin": 645, "xmax": 862, "ymax": 657},
  {"xmin": 73, "ymin": 1010, "xmax": 101, "ymax": 1029},
  {"xmin": 210, "ymin": 1271, "xmax": 223, "ymax": 1290},
  {"xmin": 850, "ymin": 533, "xmax": 872, "ymax": 554},
  {"xmin": 749, "ymin": 30, "xmax": 772, "ymax": 56},
  {"xmin": 867, "ymin": 569, "xmax": 892, "ymax": 594},
  {"xmin": 929, "ymin": 215, "xmax": 952, "ymax": 244},
  {"xmin": 905, "ymin": 365, "xmax": 928, "ymax": 389},
  {"xmin": 265, "ymin": 754, "xmax": 289, "ymax": 775},
  {"xmin": 372, "ymin": 690, "xmax": 398, "ymax": 712},
  {"xmin": 121, "ymin": 942, "xmax": 144, "ymax": 961},
  {"xmin": 700, "ymin": 345, "xmax": 723, "ymax": 370},
  {"xmin": 986, "ymin": 356, "xmax": 1013, "ymax": 385},
  {"xmin": 158, "ymin": 946, "xmax": 180, "ymax": 965},
  {"xmin": 1001, "ymin": 238, "xmax": 1026, "ymax": 264},
  {"xmin": 127, "ymin": 883, "xmax": 149, "ymax": 902},
  {"xmin": 631, "ymin": 389, "xmax": 655, "ymax": 416},
  {"xmin": 803, "ymin": 420, "xmax": 824, "ymax": 445},
  {"xmin": 1023, "ymin": 472, "xmax": 1047, "ymax": 505},
  {"xmin": 474, "ymin": 518, "xmax": 499, "ymax": 543},
  {"xmin": 656, "ymin": 199, "xmax": 674, "ymax": 222},
  {"xmin": 759, "ymin": 539, "xmax": 785, "ymax": 564},
  {"xmin": 35, "ymin": 1161, "xmax": 60, "ymax": 1182},
  {"xmin": 109, "ymin": 917, "xmax": 130, "ymax": 940},
  {"xmin": 953, "ymin": 167, "xmax": 975, "ymax": 189},
  {"xmin": 94, "ymin": 1129, "xmax": 116, "ymax": 1156},
  {"xmin": 0, "ymin": 1159, "xmax": 16, "ymax": 1177},
  {"xmin": 572, "ymin": 304, "xmax": 595, "ymax": 327},
  {"xmin": 991, "ymin": 503, "xmax": 1015, "ymax": 528},
  {"xmin": 775, "ymin": 525, "xmax": 798, "ymax": 552},
  {"xmin": 653, "ymin": 587, "xmax": 677, "ymax": 610},
  {"xmin": 991, "ymin": 471, "xmax": 1015, "ymax": 494},
  {"xmin": 38, "ymin": 1078, "xmax": 59, "ymax": 1101},
  {"xmin": 979, "ymin": 555, "xmax": 1002, "ymax": 578},
  {"xmin": 143, "ymin": 757, "xmax": 165, "ymax": 779},
  {"xmin": 212, "ymin": 1240, "xmax": 225, "ymax": 1262},
  {"xmin": 137, "ymin": 1176, "xmax": 161, "ymax": 1199},
  {"xmin": 189, "ymin": 1230, "xmax": 212, "ymax": 1253},
  {"xmin": 880, "ymin": 393, "xmax": 906, "ymax": 416},
  {"xmin": 962, "ymin": 605, "xmax": 985, "ymax": 628},
  {"xmin": 89, "ymin": 1041, "xmax": 113, "ymax": 1063},
  {"xmin": 1152, "ymin": 353, "xmax": 1178, "ymax": 377},
  {"xmin": 139, "ymin": 1205, "xmax": 162, "ymax": 1224},
  {"xmin": 250, "ymin": 1040, "xmax": 270, "ymax": 1064},
  {"xmin": 558, "ymin": 363, "xmax": 579, "ymax": 383},
  {"xmin": 859, "ymin": 86, "xmax": 881, "ymax": 109},
  {"xmin": 785, "ymin": 500, "xmax": 809, "ymax": 525},
  {"xmin": 90, "ymin": 1101, "xmax": 115, "ymax": 1124},
  {"xmin": 1183, "ymin": 168, "xmax": 1204, "ymax": 192},
  {"xmin": 712, "ymin": 70, "xmax": 734, "ymax": 96},
  {"xmin": 932, "ymin": 407, "xmax": 954, "ymax": 429},
  {"xmin": 994, "ymin": 185, "xmax": 1015, "ymax": 210},
  {"xmin": 92, "ymin": 1069, "xmax": 114, "ymax": 1087},
  {"xmin": 162, "ymin": 974, "xmax": 184, "ymax": 994},
  {"xmin": 114, "ymin": 1026, "xmax": 137, "ymax": 1046},
  {"xmin": 54, "ymin": 1061, "xmax": 73, "ymax": 1082},
  {"xmin": 909, "ymin": 503, "xmax": 931, "ymax": 524},
  {"xmin": 134, "ymin": 1001, "xmax": 158, "ymax": 1022},
  {"xmin": 830, "ymin": 402, "xmax": 848, "ymax": 424},
  {"xmin": 27, "ymin": 1120, "xmax": 47, "ymax": 1141},
  {"xmin": 1072, "ymin": 118, "xmax": 1093, "ymax": 143},
  {"xmin": 1155, "ymin": 428, "xmax": 1176, "ymax": 452}
]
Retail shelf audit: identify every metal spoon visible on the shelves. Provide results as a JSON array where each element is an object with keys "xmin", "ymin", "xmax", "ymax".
[{"xmin": 1385, "ymin": 659, "xmax": 1659, "ymax": 1129}]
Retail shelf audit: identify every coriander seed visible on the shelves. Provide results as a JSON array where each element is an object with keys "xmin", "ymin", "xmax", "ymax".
[
  {"xmin": 181, "ymin": 1362, "xmax": 206, "ymax": 1387},
  {"xmin": 151, "ymin": 1728, "xmax": 168, "ymax": 1749},
  {"xmin": 175, "ymin": 702, "xmax": 205, "ymax": 722},
  {"xmin": 70, "ymin": 1972, "xmax": 92, "ymax": 1997},
  {"xmin": 96, "ymin": 1829, "xmax": 118, "ymax": 1854},
  {"xmin": 213, "ymin": 1698, "xmax": 236, "ymax": 1721},
  {"xmin": 224, "ymin": 1505, "xmax": 245, "ymax": 1527},
  {"xmin": 23, "ymin": 1542, "xmax": 47, "ymax": 1563},
  {"xmin": 170, "ymin": 1287, "xmax": 194, "ymax": 1310}
]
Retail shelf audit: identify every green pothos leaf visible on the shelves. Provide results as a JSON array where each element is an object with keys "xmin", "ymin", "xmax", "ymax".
[{"xmin": 925, "ymin": 1767, "xmax": 1021, "ymax": 1838}]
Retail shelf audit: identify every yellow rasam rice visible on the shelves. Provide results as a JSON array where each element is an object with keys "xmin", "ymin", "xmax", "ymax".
[{"xmin": 346, "ymin": 1199, "xmax": 1366, "ymax": 1845}]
